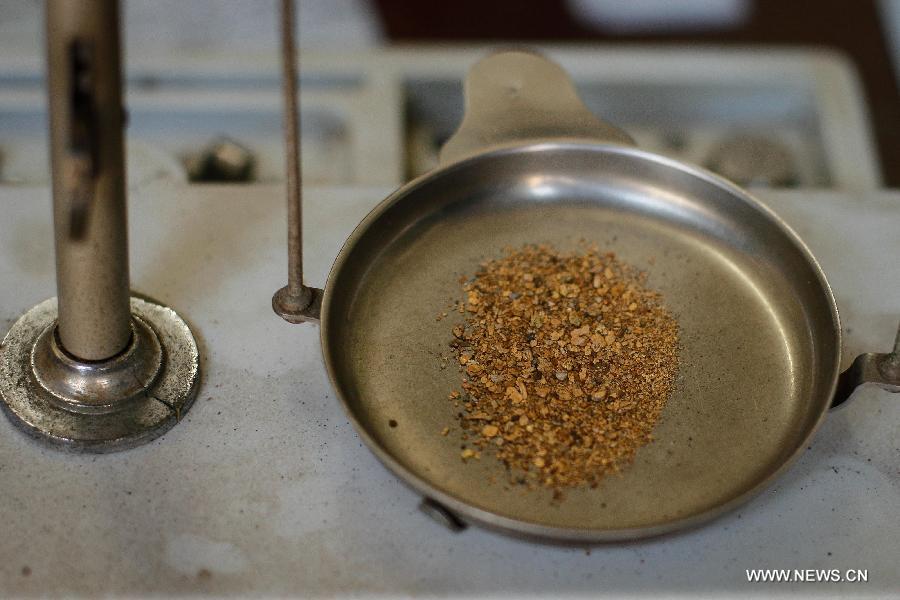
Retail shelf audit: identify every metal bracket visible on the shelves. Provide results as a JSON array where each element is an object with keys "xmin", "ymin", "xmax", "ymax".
[
  {"xmin": 272, "ymin": 285, "xmax": 324, "ymax": 325},
  {"xmin": 832, "ymin": 321, "xmax": 900, "ymax": 409},
  {"xmin": 419, "ymin": 498, "xmax": 468, "ymax": 533}
]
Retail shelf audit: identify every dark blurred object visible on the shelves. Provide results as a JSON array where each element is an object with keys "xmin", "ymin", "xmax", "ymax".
[
  {"xmin": 374, "ymin": 0, "xmax": 900, "ymax": 186},
  {"xmin": 185, "ymin": 137, "xmax": 256, "ymax": 183},
  {"xmin": 706, "ymin": 134, "xmax": 798, "ymax": 187}
]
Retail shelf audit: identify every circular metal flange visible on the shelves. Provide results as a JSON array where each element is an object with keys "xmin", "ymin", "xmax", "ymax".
[
  {"xmin": 31, "ymin": 316, "xmax": 163, "ymax": 415},
  {"xmin": 0, "ymin": 297, "xmax": 200, "ymax": 452}
]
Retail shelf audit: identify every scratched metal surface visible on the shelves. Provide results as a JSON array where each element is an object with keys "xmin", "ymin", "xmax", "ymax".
[{"xmin": 0, "ymin": 185, "xmax": 897, "ymax": 596}]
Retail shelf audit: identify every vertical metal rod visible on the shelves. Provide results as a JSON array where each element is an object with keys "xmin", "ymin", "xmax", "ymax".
[
  {"xmin": 281, "ymin": 0, "xmax": 306, "ymax": 299},
  {"xmin": 273, "ymin": 0, "xmax": 320, "ymax": 323},
  {"xmin": 47, "ymin": 0, "xmax": 132, "ymax": 361}
]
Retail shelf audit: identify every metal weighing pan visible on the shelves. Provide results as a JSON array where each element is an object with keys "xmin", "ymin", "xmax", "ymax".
[{"xmin": 289, "ymin": 52, "xmax": 900, "ymax": 542}]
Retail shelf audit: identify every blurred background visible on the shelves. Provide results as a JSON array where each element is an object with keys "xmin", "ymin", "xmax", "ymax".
[{"xmin": 0, "ymin": 0, "xmax": 897, "ymax": 188}]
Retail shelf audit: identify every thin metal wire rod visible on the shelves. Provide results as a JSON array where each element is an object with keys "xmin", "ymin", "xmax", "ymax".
[
  {"xmin": 273, "ymin": 0, "xmax": 321, "ymax": 323},
  {"xmin": 281, "ymin": 0, "xmax": 304, "ymax": 297}
]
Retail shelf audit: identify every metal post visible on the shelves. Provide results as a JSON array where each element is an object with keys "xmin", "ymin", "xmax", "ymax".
[
  {"xmin": 272, "ymin": 0, "xmax": 323, "ymax": 324},
  {"xmin": 47, "ymin": 0, "xmax": 132, "ymax": 361},
  {"xmin": 0, "ymin": 0, "xmax": 201, "ymax": 451}
]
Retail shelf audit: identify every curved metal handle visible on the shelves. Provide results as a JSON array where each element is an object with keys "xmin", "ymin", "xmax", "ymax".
[
  {"xmin": 831, "ymin": 321, "xmax": 900, "ymax": 409},
  {"xmin": 439, "ymin": 51, "xmax": 635, "ymax": 166}
]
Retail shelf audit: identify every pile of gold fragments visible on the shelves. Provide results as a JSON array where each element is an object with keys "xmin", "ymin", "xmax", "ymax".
[{"xmin": 445, "ymin": 244, "xmax": 679, "ymax": 490}]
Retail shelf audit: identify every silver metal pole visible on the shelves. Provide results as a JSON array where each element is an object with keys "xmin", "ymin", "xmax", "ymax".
[
  {"xmin": 0, "ymin": 0, "xmax": 202, "ymax": 452},
  {"xmin": 46, "ymin": 0, "xmax": 133, "ymax": 360}
]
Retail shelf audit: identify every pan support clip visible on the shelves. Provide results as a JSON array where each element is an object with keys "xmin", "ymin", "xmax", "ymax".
[
  {"xmin": 273, "ymin": 285, "xmax": 324, "ymax": 325},
  {"xmin": 832, "ymin": 321, "xmax": 900, "ymax": 409},
  {"xmin": 419, "ymin": 498, "xmax": 468, "ymax": 532}
]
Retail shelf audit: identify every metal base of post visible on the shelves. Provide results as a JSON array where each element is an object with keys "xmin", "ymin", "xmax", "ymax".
[{"xmin": 0, "ymin": 296, "xmax": 199, "ymax": 452}]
